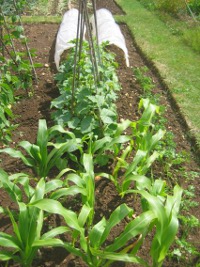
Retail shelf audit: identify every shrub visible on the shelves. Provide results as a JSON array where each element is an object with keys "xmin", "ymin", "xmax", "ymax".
[
  {"xmin": 153, "ymin": 0, "xmax": 186, "ymax": 15},
  {"xmin": 188, "ymin": 0, "xmax": 200, "ymax": 16}
]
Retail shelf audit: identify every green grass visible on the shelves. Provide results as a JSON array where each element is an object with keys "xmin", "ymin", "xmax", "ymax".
[
  {"xmin": 183, "ymin": 26, "xmax": 200, "ymax": 53},
  {"xmin": 116, "ymin": 0, "xmax": 200, "ymax": 150},
  {"xmin": 22, "ymin": 16, "xmax": 61, "ymax": 23}
]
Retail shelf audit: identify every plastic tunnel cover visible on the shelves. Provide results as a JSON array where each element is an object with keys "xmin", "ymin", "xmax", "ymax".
[
  {"xmin": 54, "ymin": 8, "xmax": 86, "ymax": 70},
  {"xmin": 90, "ymin": 8, "xmax": 130, "ymax": 67}
]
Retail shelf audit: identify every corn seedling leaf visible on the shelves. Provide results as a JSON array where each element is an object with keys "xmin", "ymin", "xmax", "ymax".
[
  {"xmin": 42, "ymin": 226, "xmax": 70, "ymax": 240},
  {"xmin": 0, "ymin": 251, "xmax": 20, "ymax": 262},
  {"xmin": 122, "ymin": 174, "xmax": 151, "ymax": 192},
  {"xmin": 50, "ymin": 186, "xmax": 87, "ymax": 200},
  {"xmin": 83, "ymin": 153, "xmax": 94, "ymax": 176},
  {"xmin": 36, "ymin": 119, "xmax": 48, "ymax": 163},
  {"xmin": 0, "ymin": 232, "xmax": 20, "ymax": 249},
  {"xmin": 89, "ymin": 217, "xmax": 107, "ymax": 248},
  {"xmin": 90, "ymin": 248, "xmax": 149, "ymax": 266},
  {"xmin": 107, "ymin": 210, "xmax": 155, "ymax": 252},
  {"xmin": 100, "ymin": 204, "xmax": 133, "ymax": 246},
  {"xmin": 78, "ymin": 205, "xmax": 92, "ymax": 227},
  {"xmin": 33, "ymin": 238, "xmax": 64, "ymax": 247},
  {"xmin": 0, "ymin": 147, "xmax": 34, "ymax": 167},
  {"xmin": 0, "ymin": 169, "xmax": 22, "ymax": 202},
  {"xmin": 66, "ymin": 173, "xmax": 86, "ymax": 187},
  {"xmin": 29, "ymin": 199, "xmax": 83, "ymax": 233}
]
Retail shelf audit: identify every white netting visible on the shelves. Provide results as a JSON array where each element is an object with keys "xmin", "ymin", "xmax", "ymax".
[
  {"xmin": 90, "ymin": 8, "xmax": 130, "ymax": 67},
  {"xmin": 54, "ymin": 8, "xmax": 86, "ymax": 69}
]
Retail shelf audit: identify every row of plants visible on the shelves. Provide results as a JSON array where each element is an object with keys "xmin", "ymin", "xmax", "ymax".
[
  {"xmin": 0, "ymin": 40, "xmax": 186, "ymax": 267},
  {"xmin": 0, "ymin": 0, "xmax": 39, "ymax": 144},
  {"xmin": 133, "ymin": 66, "xmax": 200, "ymax": 264}
]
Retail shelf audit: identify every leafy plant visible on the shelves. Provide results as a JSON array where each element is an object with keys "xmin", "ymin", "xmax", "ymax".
[
  {"xmin": 52, "ymin": 41, "xmax": 120, "ymax": 138},
  {"xmin": 30, "ymin": 175, "xmax": 182, "ymax": 267},
  {"xmin": 188, "ymin": 0, "xmax": 200, "ymax": 16},
  {"xmin": 97, "ymin": 99, "xmax": 165, "ymax": 195},
  {"xmin": 133, "ymin": 66, "xmax": 155, "ymax": 97},
  {"xmin": 181, "ymin": 185, "xmax": 199, "ymax": 211},
  {"xmin": 135, "ymin": 181, "xmax": 183, "ymax": 267},
  {"xmin": 0, "ymin": 1, "xmax": 41, "ymax": 143},
  {"xmin": 0, "ymin": 169, "xmax": 69, "ymax": 267},
  {"xmin": 0, "ymin": 119, "xmax": 82, "ymax": 178},
  {"xmin": 152, "ymin": 0, "xmax": 186, "ymax": 15}
]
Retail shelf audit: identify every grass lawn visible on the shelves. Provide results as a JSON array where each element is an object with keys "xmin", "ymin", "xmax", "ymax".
[{"xmin": 116, "ymin": 0, "xmax": 200, "ymax": 151}]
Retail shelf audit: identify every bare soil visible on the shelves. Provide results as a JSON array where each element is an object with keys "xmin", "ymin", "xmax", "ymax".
[{"xmin": 0, "ymin": 1, "xmax": 199, "ymax": 267}]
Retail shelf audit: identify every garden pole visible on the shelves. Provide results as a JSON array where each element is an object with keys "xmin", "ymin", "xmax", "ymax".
[
  {"xmin": 83, "ymin": 0, "xmax": 99, "ymax": 85},
  {"xmin": 72, "ymin": 0, "xmax": 82, "ymax": 111},
  {"xmin": 91, "ymin": 0, "xmax": 101, "ymax": 66},
  {"xmin": 12, "ymin": 0, "xmax": 38, "ymax": 83}
]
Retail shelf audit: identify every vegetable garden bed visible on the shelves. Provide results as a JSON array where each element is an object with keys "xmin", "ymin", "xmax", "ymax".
[{"xmin": 0, "ymin": 1, "xmax": 199, "ymax": 267}]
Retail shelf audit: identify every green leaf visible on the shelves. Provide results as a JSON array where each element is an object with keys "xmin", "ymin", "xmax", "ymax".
[
  {"xmin": 30, "ymin": 178, "xmax": 45, "ymax": 203},
  {"xmin": 78, "ymin": 205, "xmax": 92, "ymax": 227},
  {"xmin": 0, "ymin": 169, "xmax": 22, "ymax": 202},
  {"xmin": 66, "ymin": 173, "xmax": 85, "ymax": 187},
  {"xmin": 100, "ymin": 204, "xmax": 133, "ymax": 246},
  {"xmin": 83, "ymin": 154, "xmax": 94, "ymax": 176},
  {"xmin": 89, "ymin": 217, "xmax": 106, "ymax": 248},
  {"xmin": 7, "ymin": 208, "xmax": 23, "ymax": 247},
  {"xmin": 125, "ymin": 150, "xmax": 147, "ymax": 176},
  {"xmin": 122, "ymin": 174, "xmax": 151, "ymax": 192},
  {"xmin": 107, "ymin": 211, "xmax": 155, "ymax": 252},
  {"xmin": 0, "ymin": 251, "xmax": 19, "ymax": 262},
  {"xmin": 55, "ymin": 168, "xmax": 73, "ymax": 180},
  {"xmin": 68, "ymin": 117, "xmax": 80, "ymax": 129},
  {"xmin": 29, "ymin": 199, "xmax": 83, "ymax": 233},
  {"xmin": 50, "ymin": 186, "xmax": 87, "ymax": 200},
  {"xmin": 81, "ymin": 116, "xmax": 94, "ymax": 133},
  {"xmin": 0, "ymin": 147, "xmax": 34, "ymax": 167},
  {"xmin": 0, "ymin": 232, "xmax": 19, "ymax": 249},
  {"xmin": 90, "ymin": 248, "xmax": 149, "ymax": 266},
  {"xmin": 33, "ymin": 238, "xmax": 64, "ymax": 247},
  {"xmin": 91, "ymin": 136, "xmax": 112, "ymax": 153},
  {"xmin": 42, "ymin": 226, "xmax": 69, "ymax": 240},
  {"xmin": 115, "ymin": 119, "xmax": 132, "ymax": 136},
  {"xmin": 100, "ymin": 108, "xmax": 117, "ymax": 124},
  {"xmin": 45, "ymin": 179, "xmax": 63, "ymax": 194},
  {"xmin": 35, "ymin": 120, "xmax": 48, "ymax": 167}
]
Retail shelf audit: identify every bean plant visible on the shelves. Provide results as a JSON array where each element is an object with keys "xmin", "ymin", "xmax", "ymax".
[
  {"xmin": 0, "ymin": 0, "xmax": 40, "ymax": 143},
  {"xmin": 52, "ymin": 41, "xmax": 120, "ymax": 138}
]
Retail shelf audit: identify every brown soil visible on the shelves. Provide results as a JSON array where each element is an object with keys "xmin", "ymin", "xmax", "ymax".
[{"xmin": 0, "ymin": 1, "xmax": 199, "ymax": 267}]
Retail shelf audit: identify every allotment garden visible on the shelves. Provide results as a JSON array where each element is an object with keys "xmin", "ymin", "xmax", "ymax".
[{"xmin": 0, "ymin": 0, "xmax": 199, "ymax": 266}]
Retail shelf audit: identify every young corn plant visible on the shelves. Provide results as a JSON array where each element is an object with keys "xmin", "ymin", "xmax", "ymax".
[
  {"xmin": 0, "ymin": 169, "xmax": 70, "ymax": 267},
  {"xmin": 30, "ymin": 180, "xmax": 155, "ymax": 267},
  {"xmin": 135, "ymin": 181, "xmax": 183, "ymax": 267},
  {"xmin": 97, "ymin": 99, "xmax": 165, "ymax": 195},
  {"xmin": 0, "ymin": 119, "xmax": 82, "ymax": 178},
  {"xmin": 50, "ymin": 153, "xmax": 96, "ymax": 225},
  {"xmin": 30, "ymin": 172, "xmax": 183, "ymax": 267}
]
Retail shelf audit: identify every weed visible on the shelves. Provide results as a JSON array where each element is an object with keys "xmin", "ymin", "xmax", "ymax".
[{"xmin": 133, "ymin": 66, "xmax": 155, "ymax": 98}]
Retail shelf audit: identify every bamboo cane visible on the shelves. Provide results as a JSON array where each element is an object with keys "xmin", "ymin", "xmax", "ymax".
[{"xmin": 12, "ymin": 0, "xmax": 38, "ymax": 83}]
